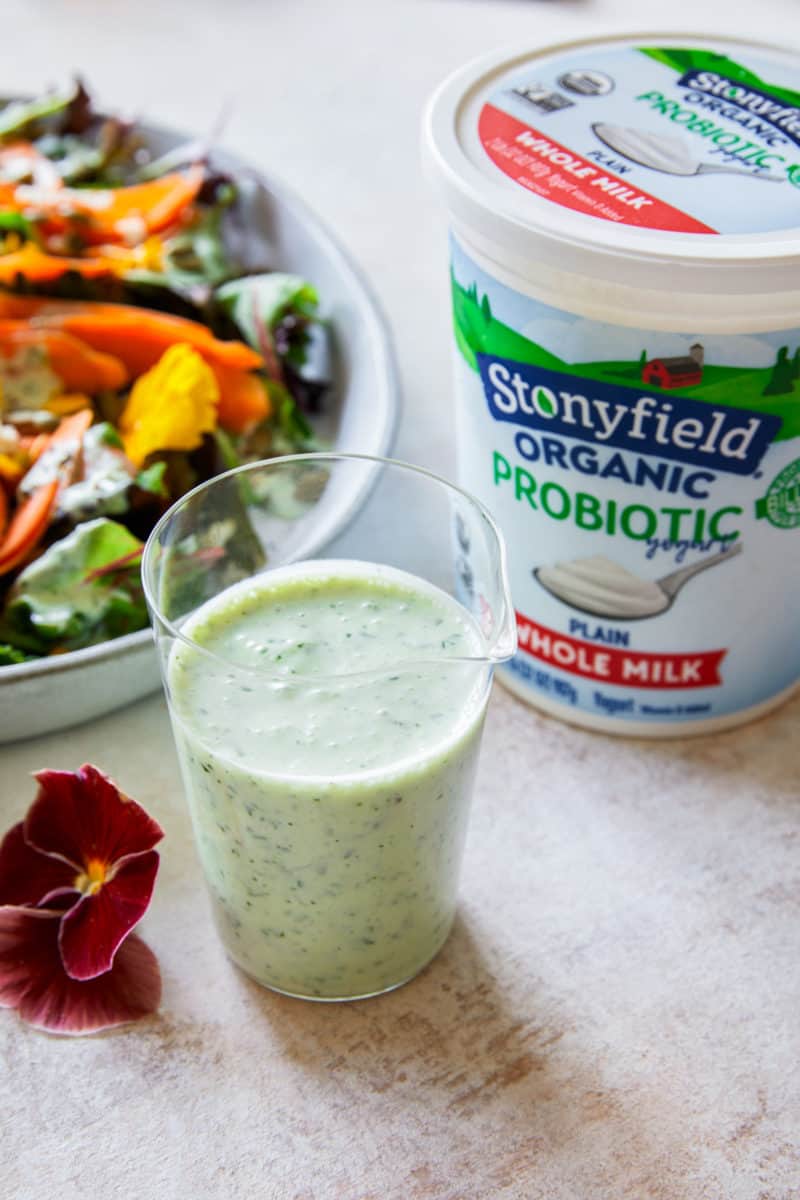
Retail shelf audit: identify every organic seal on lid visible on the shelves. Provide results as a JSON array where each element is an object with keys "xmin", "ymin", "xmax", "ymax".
[{"xmin": 424, "ymin": 33, "xmax": 800, "ymax": 735}]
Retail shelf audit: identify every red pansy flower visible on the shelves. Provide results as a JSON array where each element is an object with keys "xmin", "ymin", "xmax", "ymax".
[{"xmin": 0, "ymin": 764, "xmax": 163, "ymax": 1034}]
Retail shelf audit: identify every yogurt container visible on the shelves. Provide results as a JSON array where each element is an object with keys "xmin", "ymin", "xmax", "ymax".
[{"xmin": 424, "ymin": 32, "xmax": 800, "ymax": 735}]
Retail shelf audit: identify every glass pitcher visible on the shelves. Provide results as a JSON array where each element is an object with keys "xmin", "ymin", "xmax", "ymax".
[{"xmin": 142, "ymin": 454, "xmax": 515, "ymax": 1001}]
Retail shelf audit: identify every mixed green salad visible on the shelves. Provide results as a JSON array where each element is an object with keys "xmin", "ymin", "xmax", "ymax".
[{"xmin": 0, "ymin": 80, "xmax": 332, "ymax": 665}]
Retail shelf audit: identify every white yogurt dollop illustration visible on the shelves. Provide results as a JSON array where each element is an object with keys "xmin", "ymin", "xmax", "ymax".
[
  {"xmin": 536, "ymin": 549, "xmax": 744, "ymax": 619},
  {"xmin": 592, "ymin": 123, "xmax": 782, "ymax": 180},
  {"xmin": 593, "ymin": 123, "xmax": 699, "ymax": 175},
  {"xmin": 536, "ymin": 556, "xmax": 669, "ymax": 618}
]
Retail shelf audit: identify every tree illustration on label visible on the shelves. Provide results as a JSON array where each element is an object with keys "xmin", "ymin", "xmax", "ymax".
[{"xmin": 763, "ymin": 346, "xmax": 799, "ymax": 396}]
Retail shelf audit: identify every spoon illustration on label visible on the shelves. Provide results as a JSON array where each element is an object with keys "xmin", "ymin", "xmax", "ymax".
[
  {"xmin": 534, "ymin": 544, "xmax": 743, "ymax": 620},
  {"xmin": 592, "ymin": 123, "xmax": 782, "ymax": 181}
]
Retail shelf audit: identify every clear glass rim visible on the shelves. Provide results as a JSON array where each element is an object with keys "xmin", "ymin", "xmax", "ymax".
[{"xmin": 140, "ymin": 452, "xmax": 516, "ymax": 681}]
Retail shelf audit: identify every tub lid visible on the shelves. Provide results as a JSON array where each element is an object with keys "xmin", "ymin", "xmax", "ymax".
[{"xmin": 423, "ymin": 33, "xmax": 800, "ymax": 292}]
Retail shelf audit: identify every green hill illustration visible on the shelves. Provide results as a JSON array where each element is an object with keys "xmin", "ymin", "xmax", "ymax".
[{"xmin": 452, "ymin": 272, "xmax": 800, "ymax": 442}]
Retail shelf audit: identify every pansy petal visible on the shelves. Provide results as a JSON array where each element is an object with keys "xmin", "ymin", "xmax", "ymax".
[
  {"xmin": 0, "ymin": 822, "xmax": 77, "ymax": 908},
  {"xmin": 0, "ymin": 907, "xmax": 62, "ymax": 1009},
  {"xmin": 26, "ymin": 764, "xmax": 164, "ymax": 869},
  {"xmin": 0, "ymin": 906, "xmax": 160, "ymax": 1034},
  {"xmin": 58, "ymin": 850, "xmax": 160, "ymax": 980}
]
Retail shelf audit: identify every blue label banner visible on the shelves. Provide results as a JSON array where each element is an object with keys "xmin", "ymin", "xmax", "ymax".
[
  {"xmin": 677, "ymin": 70, "xmax": 800, "ymax": 150},
  {"xmin": 477, "ymin": 353, "xmax": 781, "ymax": 476}
]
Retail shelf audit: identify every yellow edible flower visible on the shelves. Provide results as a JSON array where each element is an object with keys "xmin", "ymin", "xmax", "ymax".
[
  {"xmin": 119, "ymin": 343, "xmax": 219, "ymax": 466},
  {"xmin": 45, "ymin": 393, "xmax": 93, "ymax": 416},
  {"xmin": 0, "ymin": 451, "xmax": 21, "ymax": 480},
  {"xmin": 140, "ymin": 235, "xmax": 165, "ymax": 272},
  {"xmin": 86, "ymin": 235, "xmax": 165, "ymax": 275}
]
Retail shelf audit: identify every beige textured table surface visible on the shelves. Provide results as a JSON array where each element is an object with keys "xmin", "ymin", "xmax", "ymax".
[
  {"xmin": 3, "ymin": 688, "xmax": 800, "ymax": 1199},
  {"xmin": 2, "ymin": 1, "xmax": 800, "ymax": 1198}
]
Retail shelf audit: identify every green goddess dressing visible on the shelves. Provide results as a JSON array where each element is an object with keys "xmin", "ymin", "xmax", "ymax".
[{"xmin": 168, "ymin": 560, "xmax": 489, "ymax": 999}]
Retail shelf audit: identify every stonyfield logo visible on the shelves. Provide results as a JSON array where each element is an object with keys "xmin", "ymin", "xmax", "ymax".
[
  {"xmin": 477, "ymin": 354, "xmax": 781, "ymax": 476},
  {"xmin": 677, "ymin": 71, "xmax": 800, "ymax": 148}
]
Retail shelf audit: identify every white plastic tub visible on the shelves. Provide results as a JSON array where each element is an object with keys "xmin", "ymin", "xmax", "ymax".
[{"xmin": 424, "ymin": 32, "xmax": 800, "ymax": 735}]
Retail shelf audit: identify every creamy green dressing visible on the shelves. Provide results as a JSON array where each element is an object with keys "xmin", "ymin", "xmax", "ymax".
[{"xmin": 168, "ymin": 560, "xmax": 490, "ymax": 999}]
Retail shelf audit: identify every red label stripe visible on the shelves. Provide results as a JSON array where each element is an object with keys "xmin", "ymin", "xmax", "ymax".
[
  {"xmin": 478, "ymin": 104, "xmax": 717, "ymax": 235},
  {"xmin": 516, "ymin": 613, "xmax": 726, "ymax": 689}
]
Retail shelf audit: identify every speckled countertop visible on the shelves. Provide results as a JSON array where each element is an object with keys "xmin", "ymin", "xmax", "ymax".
[
  {"xmin": 2, "ymin": 2, "xmax": 799, "ymax": 1197},
  {"xmin": 4, "ymin": 686, "xmax": 800, "ymax": 1199}
]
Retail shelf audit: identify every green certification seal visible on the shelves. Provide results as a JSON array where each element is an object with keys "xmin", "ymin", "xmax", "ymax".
[{"xmin": 756, "ymin": 458, "xmax": 800, "ymax": 529}]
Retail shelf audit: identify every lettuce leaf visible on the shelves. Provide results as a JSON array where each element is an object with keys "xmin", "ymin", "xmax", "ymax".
[
  {"xmin": 0, "ymin": 85, "xmax": 81, "ymax": 141},
  {"xmin": 4, "ymin": 519, "xmax": 147, "ymax": 651},
  {"xmin": 215, "ymin": 273, "xmax": 318, "ymax": 353},
  {"xmin": 0, "ymin": 643, "xmax": 35, "ymax": 665},
  {"xmin": 125, "ymin": 199, "xmax": 234, "ymax": 305}
]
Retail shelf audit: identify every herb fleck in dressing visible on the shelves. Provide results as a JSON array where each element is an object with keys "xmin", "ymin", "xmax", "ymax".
[{"xmin": 168, "ymin": 560, "xmax": 490, "ymax": 999}]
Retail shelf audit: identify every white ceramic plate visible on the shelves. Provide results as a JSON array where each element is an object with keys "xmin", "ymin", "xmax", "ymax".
[{"xmin": 0, "ymin": 126, "xmax": 400, "ymax": 743}]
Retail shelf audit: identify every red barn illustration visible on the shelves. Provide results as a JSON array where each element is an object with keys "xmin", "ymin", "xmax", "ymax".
[{"xmin": 642, "ymin": 343, "xmax": 704, "ymax": 389}]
